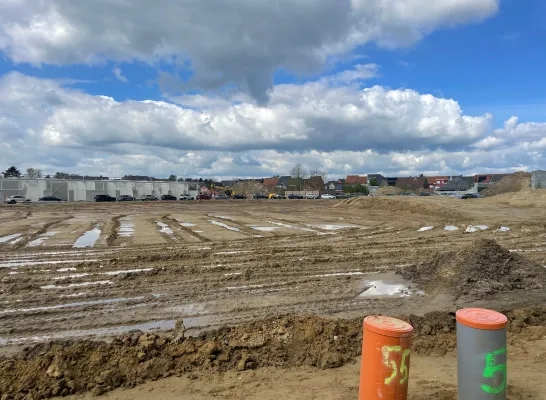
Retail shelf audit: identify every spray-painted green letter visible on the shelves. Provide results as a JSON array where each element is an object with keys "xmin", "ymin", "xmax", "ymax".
[{"xmin": 481, "ymin": 347, "xmax": 507, "ymax": 394}]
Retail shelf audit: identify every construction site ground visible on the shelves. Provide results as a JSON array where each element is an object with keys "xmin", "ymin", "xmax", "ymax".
[{"xmin": 1, "ymin": 193, "xmax": 546, "ymax": 399}]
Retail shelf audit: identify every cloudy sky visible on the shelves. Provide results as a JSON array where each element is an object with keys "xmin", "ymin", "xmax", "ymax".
[{"xmin": 1, "ymin": 0, "xmax": 545, "ymax": 179}]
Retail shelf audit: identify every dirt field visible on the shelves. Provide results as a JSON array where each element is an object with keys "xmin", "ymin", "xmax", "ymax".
[{"xmin": 1, "ymin": 195, "xmax": 546, "ymax": 399}]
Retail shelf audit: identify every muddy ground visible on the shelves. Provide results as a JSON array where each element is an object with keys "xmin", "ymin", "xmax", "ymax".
[{"xmin": 1, "ymin": 196, "xmax": 546, "ymax": 399}]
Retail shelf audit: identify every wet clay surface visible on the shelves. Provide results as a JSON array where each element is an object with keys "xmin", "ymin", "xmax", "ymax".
[
  {"xmin": 1, "ymin": 199, "xmax": 546, "ymax": 398},
  {"xmin": 1, "ymin": 308, "xmax": 545, "ymax": 399}
]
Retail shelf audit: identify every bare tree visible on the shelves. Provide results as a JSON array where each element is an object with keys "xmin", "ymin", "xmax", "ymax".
[
  {"xmin": 309, "ymin": 168, "xmax": 328, "ymax": 183},
  {"xmin": 290, "ymin": 163, "xmax": 308, "ymax": 191},
  {"xmin": 26, "ymin": 168, "xmax": 42, "ymax": 178}
]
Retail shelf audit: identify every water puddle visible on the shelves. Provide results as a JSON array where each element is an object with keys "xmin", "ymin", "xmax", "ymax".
[
  {"xmin": 0, "ymin": 233, "xmax": 22, "ymax": 244},
  {"xmin": 53, "ymin": 273, "xmax": 91, "ymax": 280},
  {"xmin": 306, "ymin": 224, "xmax": 362, "ymax": 230},
  {"xmin": 215, "ymin": 250, "xmax": 251, "ymax": 255},
  {"xmin": 465, "ymin": 225, "xmax": 489, "ymax": 233},
  {"xmin": 0, "ymin": 259, "xmax": 98, "ymax": 269},
  {"xmin": 40, "ymin": 280, "xmax": 113, "ymax": 290},
  {"xmin": 497, "ymin": 226, "xmax": 510, "ymax": 232},
  {"xmin": 418, "ymin": 226, "xmax": 434, "ymax": 232},
  {"xmin": 118, "ymin": 217, "xmax": 134, "ymax": 237},
  {"xmin": 444, "ymin": 225, "xmax": 459, "ymax": 231},
  {"xmin": 210, "ymin": 215, "xmax": 235, "ymax": 220},
  {"xmin": 156, "ymin": 221, "xmax": 177, "ymax": 240},
  {"xmin": 26, "ymin": 231, "xmax": 58, "ymax": 247},
  {"xmin": 268, "ymin": 221, "xmax": 317, "ymax": 233},
  {"xmin": 180, "ymin": 222, "xmax": 195, "ymax": 227},
  {"xmin": 0, "ymin": 296, "xmax": 145, "ymax": 315},
  {"xmin": 209, "ymin": 220, "xmax": 241, "ymax": 232},
  {"xmin": 224, "ymin": 272, "xmax": 242, "ymax": 276},
  {"xmin": 0, "ymin": 320, "xmax": 176, "ymax": 346},
  {"xmin": 57, "ymin": 267, "xmax": 77, "ymax": 272},
  {"xmin": 101, "ymin": 268, "xmax": 153, "ymax": 276},
  {"xmin": 248, "ymin": 226, "xmax": 281, "ymax": 232},
  {"xmin": 226, "ymin": 284, "xmax": 265, "ymax": 290},
  {"xmin": 358, "ymin": 272, "xmax": 420, "ymax": 298},
  {"xmin": 73, "ymin": 227, "xmax": 101, "ymax": 248},
  {"xmin": 314, "ymin": 271, "xmax": 365, "ymax": 277}
]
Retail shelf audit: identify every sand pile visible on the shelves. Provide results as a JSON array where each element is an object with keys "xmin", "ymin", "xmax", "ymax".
[
  {"xmin": 482, "ymin": 172, "xmax": 531, "ymax": 197},
  {"xmin": 333, "ymin": 196, "xmax": 464, "ymax": 221},
  {"xmin": 376, "ymin": 186, "xmax": 404, "ymax": 195},
  {"xmin": 399, "ymin": 239, "xmax": 546, "ymax": 299},
  {"xmin": 483, "ymin": 189, "xmax": 546, "ymax": 208}
]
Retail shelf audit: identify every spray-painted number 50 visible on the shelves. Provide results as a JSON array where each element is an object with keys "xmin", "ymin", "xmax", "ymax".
[
  {"xmin": 382, "ymin": 345, "xmax": 411, "ymax": 385},
  {"xmin": 481, "ymin": 347, "xmax": 507, "ymax": 394}
]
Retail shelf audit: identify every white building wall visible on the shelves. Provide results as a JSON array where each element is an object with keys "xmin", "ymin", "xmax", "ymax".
[{"xmin": 0, "ymin": 178, "xmax": 190, "ymax": 202}]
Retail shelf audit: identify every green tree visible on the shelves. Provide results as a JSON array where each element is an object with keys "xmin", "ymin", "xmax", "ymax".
[
  {"xmin": 168, "ymin": 174, "xmax": 177, "ymax": 181},
  {"xmin": 3, "ymin": 166, "xmax": 21, "ymax": 177},
  {"xmin": 369, "ymin": 177, "xmax": 378, "ymax": 186},
  {"xmin": 54, "ymin": 172, "xmax": 70, "ymax": 179}
]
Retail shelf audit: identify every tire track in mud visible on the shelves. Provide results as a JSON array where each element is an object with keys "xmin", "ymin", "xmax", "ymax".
[
  {"xmin": 161, "ymin": 215, "xmax": 210, "ymax": 242},
  {"xmin": 13, "ymin": 215, "xmax": 75, "ymax": 249},
  {"xmin": 206, "ymin": 214, "xmax": 274, "ymax": 237},
  {"xmin": 104, "ymin": 214, "xmax": 126, "ymax": 246}
]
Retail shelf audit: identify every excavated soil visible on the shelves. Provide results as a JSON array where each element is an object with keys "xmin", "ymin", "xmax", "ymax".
[
  {"xmin": 1, "ymin": 308, "xmax": 546, "ymax": 399},
  {"xmin": 399, "ymin": 239, "xmax": 546, "ymax": 299},
  {"xmin": 482, "ymin": 172, "xmax": 531, "ymax": 197}
]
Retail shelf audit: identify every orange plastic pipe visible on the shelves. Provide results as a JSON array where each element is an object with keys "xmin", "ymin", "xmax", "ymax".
[{"xmin": 358, "ymin": 315, "xmax": 414, "ymax": 400}]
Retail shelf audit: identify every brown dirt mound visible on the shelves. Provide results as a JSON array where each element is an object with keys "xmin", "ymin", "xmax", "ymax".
[
  {"xmin": 1, "ymin": 309, "xmax": 545, "ymax": 399},
  {"xmin": 482, "ymin": 172, "xmax": 531, "ymax": 197},
  {"xmin": 376, "ymin": 186, "xmax": 404, "ymax": 195},
  {"xmin": 482, "ymin": 188, "xmax": 546, "ymax": 208},
  {"xmin": 399, "ymin": 239, "xmax": 546, "ymax": 299},
  {"xmin": 333, "ymin": 196, "xmax": 464, "ymax": 221}
]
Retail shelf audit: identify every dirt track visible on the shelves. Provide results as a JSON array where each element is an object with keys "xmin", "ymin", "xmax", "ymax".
[{"xmin": 1, "ymin": 196, "xmax": 546, "ymax": 399}]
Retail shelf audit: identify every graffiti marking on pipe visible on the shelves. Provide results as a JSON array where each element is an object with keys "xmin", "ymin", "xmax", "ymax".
[
  {"xmin": 382, "ymin": 345, "xmax": 411, "ymax": 385},
  {"xmin": 481, "ymin": 347, "xmax": 507, "ymax": 394}
]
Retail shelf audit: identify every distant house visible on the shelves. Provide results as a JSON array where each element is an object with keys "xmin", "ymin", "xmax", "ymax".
[
  {"xmin": 345, "ymin": 175, "xmax": 368, "ymax": 185},
  {"xmin": 263, "ymin": 177, "xmax": 280, "ymax": 187},
  {"xmin": 304, "ymin": 176, "xmax": 325, "ymax": 191},
  {"xmin": 395, "ymin": 177, "xmax": 429, "ymax": 191},
  {"xmin": 324, "ymin": 180, "xmax": 344, "ymax": 194},
  {"xmin": 437, "ymin": 177, "xmax": 473, "ymax": 192},
  {"xmin": 276, "ymin": 175, "xmax": 292, "ymax": 189},
  {"xmin": 386, "ymin": 177, "xmax": 398, "ymax": 186},
  {"xmin": 367, "ymin": 174, "xmax": 385, "ymax": 186},
  {"xmin": 427, "ymin": 176, "xmax": 449, "ymax": 190}
]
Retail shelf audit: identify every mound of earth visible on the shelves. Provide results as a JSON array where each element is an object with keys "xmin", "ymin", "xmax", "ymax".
[
  {"xmin": 333, "ymin": 196, "xmax": 464, "ymax": 221},
  {"xmin": 482, "ymin": 172, "xmax": 531, "ymax": 197},
  {"xmin": 399, "ymin": 239, "xmax": 546, "ymax": 299},
  {"xmin": 2, "ymin": 308, "xmax": 546, "ymax": 399},
  {"xmin": 376, "ymin": 186, "xmax": 404, "ymax": 195}
]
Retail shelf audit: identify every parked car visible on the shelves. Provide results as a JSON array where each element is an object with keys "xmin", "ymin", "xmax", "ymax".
[
  {"xmin": 335, "ymin": 193, "xmax": 349, "ymax": 199},
  {"xmin": 233, "ymin": 194, "xmax": 247, "ymax": 199},
  {"xmin": 179, "ymin": 194, "xmax": 194, "ymax": 200},
  {"xmin": 161, "ymin": 194, "xmax": 177, "ymax": 201},
  {"xmin": 94, "ymin": 194, "xmax": 116, "ymax": 202},
  {"xmin": 305, "ymin": 193, "xmax": 319, "ymax": 199},
  {"xmin": 141, "ymin": 195, "xmax": 158, "ymax": 201},
  {"xmin": 196, "ymin": 194, "xmax": 212, "ymax": 200},
  {"xmin": 215, "ymin": 194, "xmax": 230, "ymax": 200},
  {"xmin": 4, "ymin": 195, "xmax": 31, "ymax": 204},
  {"xmin": 118, "ymin": 195, "xmax": 134, "ymax": 201},
  {"xmin": 268, "ymin": 194, "xmax": 283, "ymax": 199},
  {"xmin": 288, "ymin": 194, "xmax": 304, "ymax": 199},
  {"xmin": 253, "ymin": 193, "xmax": 267, "ymax": 199},
  {"xmin": 321, "ymin": 194, "xmax": 335, "ymax": 199},
  {"xmin": 38, "ymin": 196, "xmax": 63, "ymax": 202},
  {"xmin": 461, "ymin": 193, "xmax": 483, "ymax": 199}
]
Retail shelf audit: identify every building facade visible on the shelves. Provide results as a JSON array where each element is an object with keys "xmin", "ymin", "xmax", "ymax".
[{"xmin": 0, "ymin": 178, "xmax": 197, "ymax": 202}]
